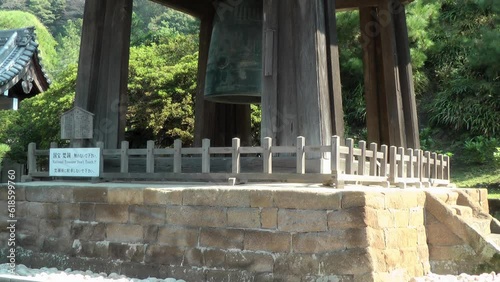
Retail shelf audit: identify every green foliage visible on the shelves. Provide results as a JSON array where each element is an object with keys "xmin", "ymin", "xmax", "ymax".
[
  {"xmin": 127, "ymin": 35, "xmax": 198, "ymax": 147},
  {"xmin": 53, "ymin": 18, "xmax": 82, "ymax": 79},
  {"xmin": 0, "ymin": 10, "xmax": 57, "ymax": 77},
  {"xmin": 3, "ymin": 65, "xmax": 77, "ymax": 163},
  {"xmin": 250, "ymin": 104, "xmax": 261, "ymax": 146},
  {"xmin": 462, "ymin": 136, "xmax": 500, "ymax": 165}
]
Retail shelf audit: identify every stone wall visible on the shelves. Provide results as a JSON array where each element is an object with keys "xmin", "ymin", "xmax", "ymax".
[{"xmin": 0, "ymin": 183, "xmax": 492, "ymax": 281}]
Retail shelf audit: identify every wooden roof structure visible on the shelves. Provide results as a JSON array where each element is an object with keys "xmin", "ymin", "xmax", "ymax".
[{"xmin": 0, "ymin": 27, "xmax": 50, "ymax": 101}]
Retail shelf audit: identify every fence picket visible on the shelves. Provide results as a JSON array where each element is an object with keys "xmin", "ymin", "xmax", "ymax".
[
  {"xmin": 263, "ymin": 137, "xmax": 272, "ymax": 174},
  {"xmin": 121, "ymin": 141, "xmax": 129, "ymax": 173},
  {"xmin": 174, "ymin": 139, "xmax": 182, "ymax": 173},
  {"xmin": 358, "ymin": 141, "xmax": 366, "ymax": 176},
  {"xmin": 369, "ymin": 143, "xmax": 377, "ymax": 176},
  {"xmin": 296, "ymin": 136, "xmax": 305, "ymax": 174},
  {"xmin": 232, "ymin": 138, "xmax": 240, "ymax": 174},
  {"xmin": 202, "ymin": 139, "xmax": 210, "ymax": 173},
  {"xmin": 146, "ymin": 140, "xmax": 155, "ymax": 173},
  {"xmin": 346, "ymin": 138, "xmax": 354, "ymax": 175}
]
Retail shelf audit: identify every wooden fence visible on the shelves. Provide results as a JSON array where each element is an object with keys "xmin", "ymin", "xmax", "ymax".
[{"xmin": 25, "ymin": 136, "xmax": 451, "ymax": 188}]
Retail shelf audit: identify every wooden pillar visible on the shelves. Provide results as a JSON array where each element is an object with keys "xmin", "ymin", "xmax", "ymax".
[
  {"xmin": 261, "ymin": 0, "xmax": 279, "ymax": 142},
  {"xmin": 75, "ymin": 0, "xmax": 132, "ymax": 149},
  {"xmin": 324, "ymin": 0, "xmax": 345, "ymax": 139},
  {"xmin": 377, "ymin": 0, "xmax": 406, "ymax": 148},
  {"xmin": 360, "ymin": 7, "xmax": 380, "ymax": 145},
  {"xmin": 393, "ymin": 0, "xmax": 420, "ymax": 149},
  {"xmin": 193, "ymin": 12, "xmax": 252, "ymax": 147}
]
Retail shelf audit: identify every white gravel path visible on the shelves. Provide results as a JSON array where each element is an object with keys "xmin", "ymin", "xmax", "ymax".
[
  {"xmin": 0, "ymin": 264, "xmax": 184, "ymax": 282},
  {"xmin": 411, "ymin": 272, "xmax": 500, "ymax": 282}
]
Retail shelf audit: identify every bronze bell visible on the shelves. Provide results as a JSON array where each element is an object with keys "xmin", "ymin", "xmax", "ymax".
[{"xmin": 204, "ymin": 0, "xmax": 263, "ymax": 104}]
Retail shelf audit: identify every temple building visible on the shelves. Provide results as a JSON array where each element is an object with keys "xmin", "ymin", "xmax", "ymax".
[{"xmin": 0, "ymin": 27, "xmax": 50, "ymax": 110}]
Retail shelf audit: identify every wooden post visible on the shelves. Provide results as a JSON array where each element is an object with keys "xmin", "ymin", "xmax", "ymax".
[
  {"xmin": 389, "ymin": 146, "xmax": 397, "ymax": 183},
  {"xmin": 415, "ymin": 149, "xmax": 422, "ymax": 182},
  {"xmin": 393, "ymin": 0, "xmax": 420, "ymax": 149},
  {"xmin": 431, "ymin": 152, "xmax": 438, "ymax": 181},
  {"xmin": 398, "ymin": 147, "xmax": 405, "ymax": 179},
  {"xmin": 96, "ymin": 141, "xmax": 104, "ymax": 176},
  {"xmin": 324, "ymin": 0, "xmax": 345, "ymax": 139},
  {"xmin": 378, "ymin": 0, "xmax": 406, "ymax": 148},
  {"xmin": 296, "ymin": 136, "xmax": 305, "ymax": 174},
  {"xmin": 358, "ymin": 140, "xmax": 366, "ymax": 176},
  {"xmin": 424, "ymin": 151, "xmax": 431, "ymax": 180},
  {"xmin": 369, "ymin": 143, "xmax": 377, "ymax": 176},
  {"xmin": 75, "ymin": 0, "xmax": 133, "ymax": 149},
  {"xmin": 263, "ymin": 137, "xmax": 272, "ymax": 174},
  {"xmin": 438, "ymin": 154, "xmax": 444, "ymax": 180},
  {"xmin": 331, "ymin": 135, "xmax": 343, "ymax": 188},
  {"xmin": 202, "ymin": 138, "xmax": 210, "ymax": 173},
  {"xmin": 173, "ymin": 139, "xmax": 182, "ymax": 173},
  {"xmin": 445, "ymin": 155, "xmax": 450, "ymax": 180},
  {"xmin": 261, "ymin": 0, "xmax": 279, "ymax": 141},
  {"xmin": 27, "ymin": 143, "xmax": 37, "ymax": 174},
  {"xmin": 346, "ymin": 138, "xmax": 354, "ymax": 175},
  {"xmin": 232, "ymin": 138, "xmax": 240, "ymax": 174},
  {"xmin": 406, "ymin": 148, "xmax": 414, "ymax": 179},
  {"xmin": 380, "ymin": 145, "xmax": 388, "ymax": 177},
  {"xmin": 146, "ymin": 140, "xmax": 154, "ymax": 173},
  {"xmin": 120, "ymin": 141, "xmax": 129, "ymax": 173}
]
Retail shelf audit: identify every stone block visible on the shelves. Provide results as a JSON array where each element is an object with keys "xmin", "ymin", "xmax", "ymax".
[
  {"xmin": 244, "ymin": 230, "xmax": 291, "ymax": 253},
  {"xmin": 327, "ymin": 207, "xmax": 371, "ymax": 229},
  {"xmin": 250, "ymin": 190, "xmax": 273, "ymax": 208},
  {"xmin": 206, "ymin": 270, "xmax": 254, "ymax": 282},
  {"xmin": 316, "ymin": 248, "xmax": 373, "ymax": 275},
  {"xmin": 367, "ymin": 228, "xmax": 386, "ymax": 249},
  {"xmin": 292, "ymin": 229, "xmax": 368, "ymax": 253},
  {"xmin": 73, "ymin": 187, "xmax": 108, "ymax": 203},
  {"xmin": 274, "ymin": 254, "xmax": 318, "ymax": 276},
  {"xmin": 393, "ymin": 209, "xmax": 410, "ymax": 228},
  {"xmin": 273, "ymin": 191, "xmax": 341, "ymax": 210},
  {"xmin": 80, "ymin": 241, "xmax": 109, "ymax": 259},
  {"xmin": 108, "ymin": 242, "xmax": 145, "ymax": 262},
  {"xmin": 157, "ymin": 225, "xmax": 199, "ymax": 247},
  {"xmin": 143, "ymin": 189, "xmax": 182, "ymax": 205},
  {"xmin": 41, "ymin": 237, "xmax": 72, "ymax": 254},
  {"xmin": 39, "ymin": 219, "xmax": 71, "ymax": 238},
  {"xmin": 145, "ymin": 244, "xmax": 184, "ymax": 265},
  {"xmin": 80, "ymin": 203, "xmax": 95, "ymax": 221},
  {"xmin": 158, "ymin": 265, "xmax": 206, "ymax": 282},
  {"xmin": 129, "ymin": 206, "xmax": 165, "ymax": 225},
  {"xmin": 143, "ymin": 225, "xmax": 158, "ymax": 243},
  {"xmin": 15, "ymin": 201, "xmax": 28, "ymax": 217},
  {"xmin": 428, "ymin": 245, "xmax": 475, "ymax": 261},
  {"xmin": 95, "ymin": 204, "xmax": 128, "ymax": 223},
  {"xmin": 184, "ymin": 248, "xmax": 203, "ymax": 266},
  {"xmin": 203, "ymin": 249, "xmax": 226, "ymax": 267},
  {"xmin": 227, "ymin": 208, "xmax": 260, "ymax": 229},
  {"xmin": 261, "ymin": 208, "xmax": 277, "ymax": 229},
  {"xmin": 385, "ymin": 191, "xmax": 421, "ymax": 209},
  {"xmin": 59, "ymin": 203, "xmax": 80, "ymax": 219},
  {"xmin": 166, "ymin": 206, "xmax": 226, "ymax": 227},
  {"xmin": 426, "ymin": 223, "xmax": 462, "ymax": 246},
  {"xmin": 108, "ymin": 188, "xmax": 143, "ymax": 205},
  {"xmin": 200, "ymin": 228, "xmax": 244, "ymax": 249},
  {"xmin": 106, "ymin": 223, "xmax": 143, "ymax": 243},
  {"xmin": 226, "ymin": 251, "xmax": 274, "ymax": 273},
  {"xmin": 278, "ymin": 209, "xmax": 327, "ymax": 232},
  {"xmin": 120, "ymin": 262, "xmax": 160, "ymax": 280},
  {"xmin": 341, "ymin": 192, "xmax": 384, "ymax": 209},
  {"xmin": 182, "ymin": 189, "xmax": 250, "ymax": 207},
  {"xmin": 409, "ymin": 207, "xmax": 424, "ymax": 227},
  {"xmin": 70, "ymin": 221, "xmax": 105, "ymax": 241},
  {"xmin": 27, "ymin": 202, "xmax": 58, "ymax": 219},
  {"xmin": 25, "ymin": 187, "xmax": 73, "ymax": 203},
  {"xmin": 385, "ymin": 228, "xmax": 419, "ymax": 248}
]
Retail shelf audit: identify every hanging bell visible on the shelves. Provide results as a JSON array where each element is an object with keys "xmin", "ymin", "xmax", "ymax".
[{"xmin": 204, "ymin": 0, "xmax": 263, "ymax": 104}]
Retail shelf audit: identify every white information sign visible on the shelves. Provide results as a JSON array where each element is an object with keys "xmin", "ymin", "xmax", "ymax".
[{"xmin": 49, "ymin": 148, "xmax": 100, "ymax": 177}]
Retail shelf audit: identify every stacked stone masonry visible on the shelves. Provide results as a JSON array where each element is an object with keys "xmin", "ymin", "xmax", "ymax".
[{"xmin": 0, "ymin": 184, "xmax": 495, "ymax": 282}]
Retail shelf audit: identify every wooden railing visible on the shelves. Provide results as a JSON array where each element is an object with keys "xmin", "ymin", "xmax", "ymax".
[{"xmin": 25, "ymin": 136, "xmax": 451, "ymax": 188}]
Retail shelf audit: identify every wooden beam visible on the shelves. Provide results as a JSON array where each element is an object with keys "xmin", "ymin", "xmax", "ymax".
[
  {"xmin": 324, "ymin": 0, "xmax": 345, "ymax": 139},
  {"xmin": 393, "ymin": 1, "xmax": 420, "ymax": 149}
]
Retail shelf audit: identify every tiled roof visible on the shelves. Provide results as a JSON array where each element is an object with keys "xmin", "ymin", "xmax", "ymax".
[{"xmin": 0, "ymin": 27, "xmax": 50, "ymax": 95}]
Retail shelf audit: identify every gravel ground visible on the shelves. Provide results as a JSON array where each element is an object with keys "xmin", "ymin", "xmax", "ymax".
[
  {"xmin": 1, "ymin": 264, "xmax": 499, "ymax": 281},
  {"xmin": 0, "ymin": 264, "xmax": 184, "ymax": 282}
]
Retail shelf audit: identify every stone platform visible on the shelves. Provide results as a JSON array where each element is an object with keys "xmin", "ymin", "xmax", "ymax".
[{"xmin": 0, "ymin": 182, "xmax": 498, "ymax": 281}]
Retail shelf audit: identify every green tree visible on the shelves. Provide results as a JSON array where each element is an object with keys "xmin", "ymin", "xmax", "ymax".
[
  {"xmin": 0, "ymin": 10, "xmax": 58, "ymax": 78},
  {"xmin": 54, "ymin": 18, "xmax": 82, "ymax": 79}
]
